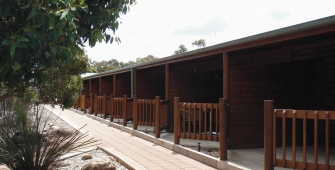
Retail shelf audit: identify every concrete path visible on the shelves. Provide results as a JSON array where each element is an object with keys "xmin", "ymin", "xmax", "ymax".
[{"xmin": 43, "ymin": 105, "xmax": 216, "ymax": 170}]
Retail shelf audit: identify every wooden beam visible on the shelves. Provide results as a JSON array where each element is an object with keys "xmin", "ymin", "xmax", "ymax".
[
  {"xmin": 165, "ymin": 64, "xmax": 170, "ymax": 101},
  {"xmin": 224, "ymin": 24, "xmax": 335, "ymax": 52},
  {"xmin": 134, "ymin": 69, "xmax": 137, "ymax": 96}
]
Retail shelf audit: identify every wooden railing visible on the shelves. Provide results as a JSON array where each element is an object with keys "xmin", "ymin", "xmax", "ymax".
[
  {"xmin": 110, "ymin": 95, "xmax": 133, "ymax": 126},
  {"xmin": 132, "ymin": 95, "xmax": 168, "ymax": 138},
  {"xmin": 79, "ymin": 94, "xmax": 85, "ymax": 111},
  {"xmin": 264, "ymin": 100, "xmax": 335, "ymax": 170},
  {"xmin": 174, "ymin": 97, "xmax": 228, "ymax": 161}
]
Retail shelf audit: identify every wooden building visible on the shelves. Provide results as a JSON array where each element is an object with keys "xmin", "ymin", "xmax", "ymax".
[{"xmin": 78, "ymin": 15, "xmax": 335, "ymax": 169}]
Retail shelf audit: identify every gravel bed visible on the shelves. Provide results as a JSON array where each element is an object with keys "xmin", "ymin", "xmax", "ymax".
[{"xmin": 51, "ymin": 149, "xmax": 128, "ymax": 170}]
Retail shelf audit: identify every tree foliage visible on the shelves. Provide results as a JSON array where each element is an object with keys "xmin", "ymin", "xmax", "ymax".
[
  {"xmin": 0, "ymin": 0, "xmax": 136, "ymax": 104},
  {"xmin": 90, "ymin": 54, "xmax": 158, "ymax": 73},
  {"xmin": 173, "ymin": 44, "xmax": 188, "ymax": 55},
  {"xmin": 192, "ymin": 39, "xmax": 206, "ymax": 49}
]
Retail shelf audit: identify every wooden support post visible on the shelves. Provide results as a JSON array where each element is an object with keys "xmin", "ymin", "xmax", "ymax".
[
  {"xmin": 219, "ymin": 98, "xmax": 228, "ymax": 160},
  {"xmin": 99, "ymin": 77, "xmax": 102, "ymax": 96},
  {"xmin": 113, "ymin": 75, "xmax": 116, "ymax": 96},
  {"xmin": 103, "ymin": 94, "xmax": 107, "ymax": 119},
  {"xmin": 122, "ymin": 95, "xmax": 127, "ymax": 126},
  {"xmin": 133, "ymin": 95, "xmax": 138, "ymax": 130},
  {"xmin": 165, "ymin": 64, "xmax": 169, "ymax": 101},
  {"xmin": 89, "ymin": 93, "xmax": 93, "ymax": 114},
  {"xmin": 174, "ymin": 97, "xmax": 180, "ymax": 144},
  {"xmin": 155, "ymin": 96, "xmax": 161, "ymax": 138},
  {"xmin": 110, "ymin": 94, "xmax": 114, "ymax": 122},
  {"xmin": 264, "ymin": 100, "xmax": 274, "ymax": 170},
  {"xmin": 134, "ymin": 69, "xmax": 137, "ymax": 96}
]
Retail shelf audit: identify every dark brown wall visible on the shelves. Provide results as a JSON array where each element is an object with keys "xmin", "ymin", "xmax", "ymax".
[
  {"xmin": 101, "ymin": 75, "xmax": 113, "ymax": 95},
  {"xmin": 227, "ymin": 31, "xmax": 335, "ymax": 149},
  {"xmin": 136, "ymin": 66, "xmax": 165, "ymax": 99},
  {"xmin": 91, "ymin": 78, "xmax": 99, "ymax": 95},
  {"xmin": 168, "ymin": 54, "xmax": 223, "ymax": 131},
  {"xmin": 115, "ymin": 72, "xmax": 131, "ymax": 98},
  {"xmin": 83, "ymin": 80, "xmax": 89, "ymax": 94}
]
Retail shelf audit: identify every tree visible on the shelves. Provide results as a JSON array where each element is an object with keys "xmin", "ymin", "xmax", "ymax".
[
  {"xmin": 173, "ymin": 44, "xmax": 188, "ymax": 55},
  {"xmin": 192, "ymin": 39, "xmax": 206, "ymax": 49},
  {"xmin": 0, "ymin": 0, "xmax": 136, "ymax": 103},
  {"xmin": 89, "ymin": 55, "xmax": 158, "ymax": 72}
]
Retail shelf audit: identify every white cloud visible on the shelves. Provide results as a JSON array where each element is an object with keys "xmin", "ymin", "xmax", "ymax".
[
  {"xmin": 171, "ymin": 16, "xmax": 228, "ymax": 36},
  {"xmin": 267, "ymin": 8, "xmax": 290, "ymax": 21}
]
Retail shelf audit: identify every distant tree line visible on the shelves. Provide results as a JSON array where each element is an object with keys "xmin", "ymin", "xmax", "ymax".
[
  {"xmin": 173, "ymin": 39, "xmax": 206, "ymax": 55},
  {"xmin": 89, "ymin": 55, "xmax": 157, "ymax": 73}
]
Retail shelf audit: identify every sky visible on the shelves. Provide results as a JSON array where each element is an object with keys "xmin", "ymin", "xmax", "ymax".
[{"xmin": 85, "ymin": 0, "xmax": 335, "ymax": 62}]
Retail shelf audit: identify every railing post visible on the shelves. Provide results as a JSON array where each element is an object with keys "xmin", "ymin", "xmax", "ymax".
[
  {"xmin": 219, "ymin": 98, "xmax": 228, "ymax": 160},
  {"xmin": 110, "ymin": 94, "xmax": 114, "ymax": 122},
  {"xmin": 264, "ymin": 100, "xmax": 274, "ymax": 170},
  {"xmin": 122, "ymin": 95, "xmax": 127, "ymax": 126},
  {"xmin": 103, "ymin": 94, "xmax": 107, "ymax": 119},
  {"xmin": 133, "ymin": 95, "xmax": 138, "ymax": 130},
  {"xmin": 174, "ymin": 97, "xmax": 180, "ymax": 144},
  {"xmin": 94, "ymin": 94, "xmax": 98, "ymax": 116},
  {"xmin": 155, "ymin": 96, "xmax": 161, "ymax": 138},
  {"xmin": 89, "ymin": 93, "xmax": 93, "ymax": 114},
  {"xmin": 83, "ymin": 93, "xmax": 86, "ymax": 113}
]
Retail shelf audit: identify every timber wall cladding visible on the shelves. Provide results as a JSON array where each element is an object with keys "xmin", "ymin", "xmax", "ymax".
[
  {"xmin": 168, "ymin": 54, "xmax": 223, "ymax": 132},
  {"xmin": 227, "ymin": 32, "xmax": 335, "ymax": 149},
  {"xmin": 91, "ymin": 78, "xmax": 99, "ymax": 94},
  {"xmin": 136, "ymin": 66, "xmax": 165, "ymax": 99},
  {"xmin": 101, "ymin": 75, "xmax": 113, "ymax": 95},
  {"xmin": 115, "ymin": 72, "xmax": 131, "ymax": 97}
]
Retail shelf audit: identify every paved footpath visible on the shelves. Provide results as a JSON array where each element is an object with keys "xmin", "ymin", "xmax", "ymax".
[{"xmin": 44, "ymin": 105, "xmax": 216, "ymax": 170}]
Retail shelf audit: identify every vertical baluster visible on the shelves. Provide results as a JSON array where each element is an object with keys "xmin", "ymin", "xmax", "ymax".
[
  {"xmin": 204, "ymin": 103, "xmax": 207, "ymax": 139},
  {"xmin": 303, "ymin": 111, "xmax": 307, "ymax": 169},
  {"xmin": 193, "ymin": 103, "xmax": 196, "ymax": 137},
  {"xmin": 198, "ymin": 103, "xmax": 202, "ymax": 140},
  {"xmin": 187, "ymin": 103, "xmax": 191, "ymax": 138},
  {"xmin": 314, "ymin": 111, "xmax": 318, "ymax": 169},
  {"xmin": 209, "ymin": 103, "xmax": 213, "ymax": 141},
  {"xmin": 325, "ymin": 111, "xmax": 329, "ymax": 170},
  {"xmin": 182, "ymin": 103, "xmax": 185, "ymax": 134},
  {"xmin": 273, "ymin": 110, "xmax": 276, "ymax": 166},
  {"xmin": 282, "ymin": 110, "xmax": 286, "ymax": 167},
  {"xmin": 215, "ymin": 104, "xmax": 220, "ymax": 140},
  {"xmin": 292, "ymin": 110, "xmax": 296, "ymax": 168}
]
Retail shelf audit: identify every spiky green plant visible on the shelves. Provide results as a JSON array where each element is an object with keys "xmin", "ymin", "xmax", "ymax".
[{"xmin": 0, "ymin": 99, "xmax": 98, "ymax": 170}]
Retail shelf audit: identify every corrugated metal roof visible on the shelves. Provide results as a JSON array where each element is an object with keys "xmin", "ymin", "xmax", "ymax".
[{"xmin": 83, "ymin": 15, "xmax": 335, "ymax": 80}]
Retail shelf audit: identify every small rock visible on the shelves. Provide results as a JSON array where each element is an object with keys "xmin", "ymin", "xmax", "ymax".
[
  {"xmin": 50, "ymin": 125, "xmax": 60, "ymax": 131},
  {"xmin": 81, "ymin": 154, "xmax": 92, "ymax": 160},
  {"xmin": 43, "ymin": 128, "xmax": 49, "ymax": 132},
  {"xmin": 81, "ymin": 159, "xmax": 115, "ymax": 170}
]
